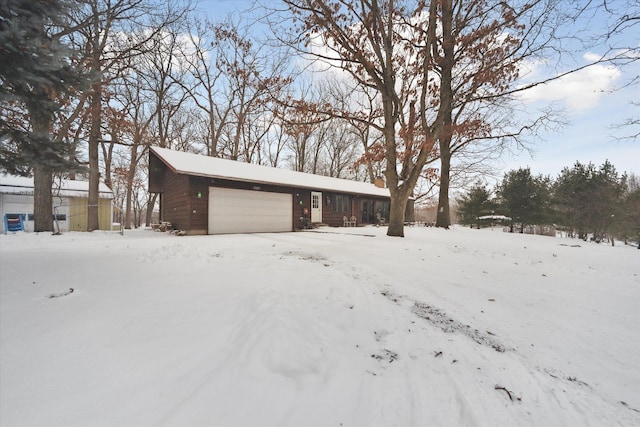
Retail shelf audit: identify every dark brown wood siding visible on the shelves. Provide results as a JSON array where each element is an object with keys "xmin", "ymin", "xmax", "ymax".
[
  {"xmin": 293, "ymin": 189, "xmax": 311, "ymax": 230},
  {"xmin": 318, "ymin": 192, "xmax": 403, "ymax": 227},
  {"xmin": 148, "ymin": 150, "xmax": 402, "ymax": 232},
  {"xmin": 187, "ymin": 176, "xmax": 310, "ymax": 231},
  {"xmin": 189, "ymin": 176, "xmax": 209, "ymax": 233},
  {"xmin": 322, "ymin": 192, "xmax": 355, "ymax": 226},
  {"xmin": 159, "ymin": 171, "xmax": 190, "ymax": 230},
  {"xmin": 148, "ymin": 152, "xmax": 166, "ymax": 193}
]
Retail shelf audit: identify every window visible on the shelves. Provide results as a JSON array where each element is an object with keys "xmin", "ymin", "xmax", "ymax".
[
  {"xmin": 330, "ymin": 194, "xmax": 350, "ymax": 213},
  {"xmin": 375, "ymin": 201, "xmax": 390, "ymax": 222},
  {"xmin": 361, "ymin": 200, "xmax": 390, "ymax": 224},
  {"xmin": 26, "ymin": 214, "xmax": 66, "ymax": 221},
  {"xmin": 361, "ymin": 200, "xmax": 374, "ymax": 223}
]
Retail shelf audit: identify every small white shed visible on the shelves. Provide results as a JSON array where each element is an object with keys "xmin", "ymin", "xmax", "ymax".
[{"xmin": 0, "ymin": 175, "xmax": 114, "ymax": 233}]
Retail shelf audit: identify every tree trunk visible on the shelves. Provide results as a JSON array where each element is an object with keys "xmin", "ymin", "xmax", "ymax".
[
  {"xmin": 436, "ymin": 139, "xmax": 451, "ymax": 228},
  {"xmin": 366, "ymin": 162, "xmax": 375, "ymax": 184},
  {"xmin": 30, "ymin": 110, "xmax": 54, "ymax": 232},
  {"xmin": 435, "ymin": 0, "xmax": 454, "ymax": 230},
  {"xmin": 145, "ymin": 193, "xmax": 158, "ymax": 226},
  {"xmin": 100, "ymin": 140, "xmax": 115, "ymax": 189},
  {"xmin": 231, "ymin": 111, "xmax": 244, "ymax": 160},
  {"xmin": 87, "ymin": 78, "xmax": 102, "ymax": 231},
  {"xmin": 124, "ymin": 145, "xmax": 137, "ymax": 229},
  {"xmin": 387, "ymin": 191, "xmax": 407, "ymax": 237},
  {"xmin": 124, "ymin": 181, "xmax": 133, "ymax": 229},
  {"xmin": 33, "ymin": 166, "xmax": 53, "ymax": 232}
]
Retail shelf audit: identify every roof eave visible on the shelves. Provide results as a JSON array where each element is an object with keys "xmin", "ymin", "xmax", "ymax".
[{"xmin": 176, "ymin": 169, "xmax": 388, "ymax": 197}]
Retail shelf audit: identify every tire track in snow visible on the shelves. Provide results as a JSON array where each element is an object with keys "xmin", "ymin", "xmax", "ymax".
[{"xmin": 410, "ymin": 300, "xmax": 508, "ymax": 352}]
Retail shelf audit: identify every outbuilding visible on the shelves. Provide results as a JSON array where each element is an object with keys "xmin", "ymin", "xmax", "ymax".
[
  {"xmin": 0, "ymin": 175, "xmax": 114, "ymax": 233},
  {"xmin": 149, "ymin": 147, "xmax": 413, "ymax": 235}
]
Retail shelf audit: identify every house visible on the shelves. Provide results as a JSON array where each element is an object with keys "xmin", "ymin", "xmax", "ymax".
[
  {"xmin": 149, "ymin": 146, "xmax": 414, "ymax": 235},
  {"xmin": 0, "ymin": 175, "xmax": 114, "ymax": 233}
]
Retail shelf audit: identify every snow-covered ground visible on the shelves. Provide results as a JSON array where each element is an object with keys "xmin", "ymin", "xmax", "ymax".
[{"xmin": 1, "ymin": 226, "xmax": 639, "ymax": 426}]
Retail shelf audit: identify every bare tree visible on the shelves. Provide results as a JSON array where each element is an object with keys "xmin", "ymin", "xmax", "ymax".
[
  {"xmin": 324, "ymin": 120, "xmax": 361, "ymax": 178},
  {"xmin": 430, "ymin": 1, "xmax": 581, "ymax": 228},
  {"xmin": 179, "ymin": 18, "xmax": 226, "ymax": 156},
  {"xmin": 281, "ymin": 100, "xmax": 322, "ymax": 173},
  {"xmin": 322, "ymin": 78, "xmax": 385, "ymax": 183},
  {"xmin": 214, "ymin": 20, "xmax": 292, "ymax": 162},
  {"xmin": 118, "ymin": 74, "xmax": 155, "ymax": 229},
  {"xmin": 279, "ymin": 0, "xmax": 443, "ymax": 236},
  {"xmin": 278, "ymin": 87, "xmax": 335, "ymax": 173},
  {"xmin": 261, "ymin": 109, "xmax": 289, "ymax": 167},
  {"xmin": 598, "ymin": 0, "xmax": 640, "ymax": 140},
  {"xmin": 280, "ymin": 1, "xmax": 632, "ymax": 235},
  {"xmin": 65, "ymin": 0, "xmax": 190, "ymax": 231},
  {"xmin": 180, "ymin": 16, "xmax": 292, "ymax": 163}
]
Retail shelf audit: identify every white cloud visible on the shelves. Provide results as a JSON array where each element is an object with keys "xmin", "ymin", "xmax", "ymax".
[
  {"xmin": 583, "ymin": 51, "xmax": 604, "ymax": 62},
  {"xmin": 518, "ymin": 53, "xmax": 621, "ymax": 112}
]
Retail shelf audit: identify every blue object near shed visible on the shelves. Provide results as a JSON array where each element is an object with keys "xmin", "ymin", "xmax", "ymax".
[{"xmin": 4, "ymin": 214, "xmax": 24, "ymax": 234}]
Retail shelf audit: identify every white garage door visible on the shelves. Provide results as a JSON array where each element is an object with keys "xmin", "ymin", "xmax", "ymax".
[{"xmin": 208, "ymin": 187, "xmax": 293, "ymax": 234}]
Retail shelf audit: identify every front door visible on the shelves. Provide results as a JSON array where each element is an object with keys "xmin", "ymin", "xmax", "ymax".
[
  {"xmin": 311, "ymin": 192, "xmax": 322, "ymax": 223},
  {"xmin": 361, "ymin": 200, "xmax": 375, "ymax": 224}
]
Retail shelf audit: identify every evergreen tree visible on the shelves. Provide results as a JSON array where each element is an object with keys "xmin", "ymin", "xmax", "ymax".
[
  {"xmin": 0, "ymin": 0, "xmax": 87, "ymax": 231},
  {"xmin": 497, "ymin": 168, "xmax": 551, "ymax": 233},
  {"xmin": 621, "ymin": 188, "xmax": 640, "ymax": 248},
  {"xmin": 457, "ymin": 184, "xmax": 496, "ymax": 229},
  {"xmin": 553, "ymin": 161, "xmax": 626, "ymax": 241},
  {"xmin": 612, "ymin": 184, "xmax": 640, "ymax": 247},
  {"xmin": 553, "ymin": 162, "xmax": 590, "ymax": 238}
]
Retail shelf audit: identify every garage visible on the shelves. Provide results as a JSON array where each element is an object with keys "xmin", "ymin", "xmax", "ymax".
[
  {"xmin": 149, "ymin": 147, "xmax": 399, "ymax": 235},
  {"xmin": 208, "ymin": 187, "xmax": 292, "ymax": 234}
]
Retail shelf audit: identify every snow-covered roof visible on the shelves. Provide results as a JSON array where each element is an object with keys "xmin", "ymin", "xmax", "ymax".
[
  {"xmin": 0, "ymin": 175, "xmax": 113, "ymax": 199},
  {"xmin": 478, "ymin": 215, "xmax": 512, "ymax": 221},
  {"xmin": 151, "ymin": 146, "xmax": 391, "ymax": 198}
]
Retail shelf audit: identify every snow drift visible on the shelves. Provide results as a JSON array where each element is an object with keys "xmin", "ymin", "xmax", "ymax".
[{"xmin": 1, "ymin": 226, "xmax": 638, "ymax": 426}]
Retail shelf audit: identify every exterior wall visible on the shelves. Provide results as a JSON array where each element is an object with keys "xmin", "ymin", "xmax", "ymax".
[
  {"xmin": 188, "ymin": 176, "xmax": 210, "ymax": 235},
  {"xmin": 191, "ymin": 176, "xmax": 304, "ymax": 233},
  {"xmin": 159, "ymin": 172, "xmax": 191, "ymax": 231},
  {"xmin": 68, "ymin": 197, "xmax": 112, "ymax": 231},
  {"xmin": 148, "ymin": 152, "xmax": 166, "ymax": 193},
  {"xmin": 1, "ymin": 193, "xmax": 112, "ymax": 233},
  {"xmin": 322, "ymin": 192, "xmax": 354, "ymax": 226},
  {"xmin": 313, "ymin": 192, "xmax": 412, "ymax": 227},
  {"xmin": 154, "ymin": 167, "xmax": 310, "ymax": 233},
  {"xmin": 294, "ymin": 189, "xmax": 311, "ymax": 229},
  {"xmin": 151, "ymin": 150, "xmax": 210, "ymax": 234},
  {"xmin": 0, "ymin": 193, "xmax": 42, "ymax": 232},
  {"xmin": 149, "ymin": 151, "xmax": 401, "ymax": 233},
  {"xmin": 523, "ymin": 224, "xmax": 556, "ymax": 237}
]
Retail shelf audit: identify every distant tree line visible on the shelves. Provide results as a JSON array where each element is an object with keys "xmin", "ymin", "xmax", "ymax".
[{"xmin": 457, "ymin": 161, "xmax": 640, "ymax": 247}]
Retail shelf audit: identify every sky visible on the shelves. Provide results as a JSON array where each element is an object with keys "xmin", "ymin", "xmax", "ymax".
[
  {"xmin": 197, "ymin": 0, "xmax": 639, "ymax": 180},
  {"xmin": 502, "ymin": 51, "xmax": 640, "ymax": 179}
]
